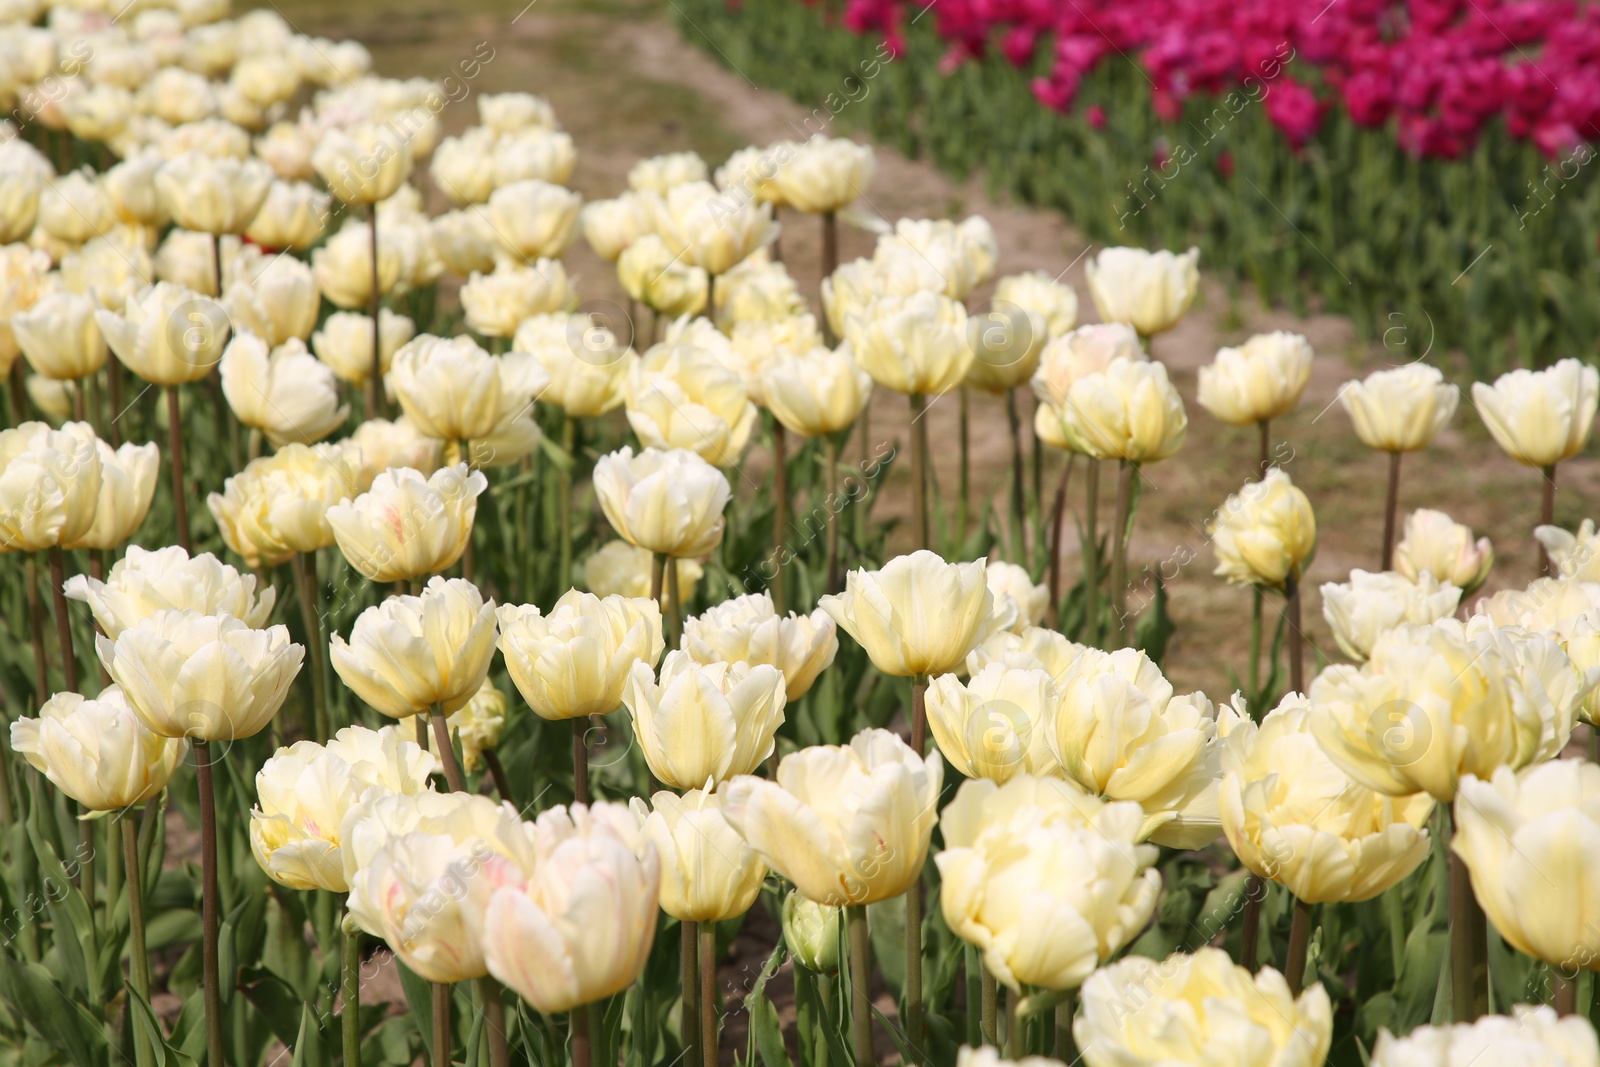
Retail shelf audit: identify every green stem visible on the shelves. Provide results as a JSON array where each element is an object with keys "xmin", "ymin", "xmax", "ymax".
[
  {"xmin": 293, "ymin": 553, "xmax": 329, "ymax": 741},
  {"xmin": 1383, "ymin": 450, "xmax": 1401, "ymax": 570},
  {"xmin": 1285, "ymin": 569, "xmax": 1304, "ymax": 695},
  {"xmin": 772, "ymin": 421, "xmax": 788, "ymax": 614},
  {"xmin": 980, "ymin": 963, "xmax": 997, "ymax": 1046},
  {"xmin": 1054, "ymin": 994, "xmax": 1076, "ymax": 1062},
  {"xmin": 430, "ymin": 705, "xmax": 465, "ymax": 791},
  {"xmin": 1004, "ymin": 987, "xmax": 1021, "ymax": 1059},
  {"xmin": 682, "ymin": 920, "xmax": 701, "ymax": 1067},
  {"xmin": 48, "ymin": 547, "xmax": 78, "ymax": 693},
  {"xmin": 431, "ymin": 981, "xmax": 449, "ymax": 1067},
  {"xmin": 166, "ymin": 386, "xmax": 190, "ymax": 553},
  {"xmin": 1006, "ymin": 390, "xmax": 1025, "ymax": 563},
  {"xmin": 122, "ymin": 816, "xmax": 150, "ymax": 997},
  {"xmin": 846, "ymin": 905, "xmax": 873, "ymax": 1067},
  {"xmin": 1449, "ymin": 828, "xmax": 1488, "ymax": 1021},
  {"xmin": 666, "ymin": 556, "xmax": 682, "ymax": 648},
  {"xmin": 1541, "ymin": 462, "xmax": 1557, "ymax": 575},
  {"xmin": 196, "ymin": 741, "xmax": 224, "ymax": 1067},
  {"xmin": 572, "ymin": 718, "xmax": 588, "ymax": 805},
  {"xmin": 904, "ymin": 878, "xmax": 924, "ymax": 1064},
  {"xmin": 1285, "ymin": 897, "xmax": 1313, "ymax": 996},
  {"xmin": 368, "ymin": 206, "xmax": 383, "ymax": 421},
  {"xmin": 910, "ymin": 392, "xmax": 929, "ymax": 550},
  {"xmin": 559, "ymin": 416, "xmax": 575, "ymax": 589},
  {"xmin": 1110, "ymin": 460, "xmax": 1133, "ymax": 649},
  {"xmin": 342, "ymin": 913, "xmax": 361, "ymax": 1066},
  {"xmin": 1248, "ymin": 587, "xmax": 1263, "ymax": 709},
  {"xmin": 825, "ymin": 435, "xmax": 841, "ymax": 594},
  {"xmin": 1241, "ymin": 874, "xmax": 1263, "ymax": 972},
  {"xmin": 479, "ymin": 976, "xmax": 510, "ymax": 1067},
  {"xmin": 958, "ymin": 387, "xmax": 970, "ymax": 540},
  {"xmin": 700, "ymin": 922, "xmax": 718, "ymax": 1067},
  {"xmin": 1083, "ymin": 460, "xmax": 1100, "ymax": 646}
]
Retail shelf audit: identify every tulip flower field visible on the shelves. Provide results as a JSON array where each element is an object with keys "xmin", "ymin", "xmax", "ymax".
[{"xmin": 5, "ymin": 1, "xmax": 1600, "ymax": 1067}]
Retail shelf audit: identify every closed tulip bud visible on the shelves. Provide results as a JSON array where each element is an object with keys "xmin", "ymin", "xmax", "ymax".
[
  {"xmin": 580, "ymin": 192, "xmax": 654, "ymax": 263},
  {"xmin": 12, "ymin": 685, "xmax": 187, "ymax": 812},
  {"xmin": 1455, "ymin": 760, "xmax": 1600, "ymax": 973},
  {"xmin": 1310, "ymin": 619, "xmax": 1593, "ymax": 802},
  {"xmin": 714, "ymin": 253, "xmax": 807, "ymax": 329},
  {"xmin": 845, "ymin": 290, "xmax": 973, "ymax": 397},
  {"xmin": 0, "ymin": 420, "xmax": 101, "ymax": 551},
  {"xmin": 773, "ymin": 135, "xmax": 874, "ymax": 214},
  {"xmin": 926, "ymin": 664, "xmax": 1061, "ymax": 782},
  {"xmin": 1371, "ymin": 1007, "xmax": 1600, "ymax": 1067},
  {"xmin": 1218, "ymin": 694, "xmax": 1432, "ymax": 903},
  {"xmin": 311, "ymin": 308, "xmax": 415, "ymax": 387},
  {"xmin": 65, "ymin": 544, "xmax": 275, "ymax": 638},
  {"xmin": 497, "ymin": 590, "xmax": 663, "ymax": 721},
  {"xmin": 995, "ymin": 271, "xmax": 1079, "ymax": 341},
  {"xmin": 136, "ymin": 67, "xmax": 217, "ymax": 125},
  {"xmin": 460, "ymin": 259, "xmax": 573, "ymax": 337},
  {"xmin": 1320, "ymin": 569, "xmax": 1461, "ymax": 662},
  {"xmin": 345, "ymin": 792, "xmax": 535, "ymax": 984},
  {"xmin": 484, "ymin": 802, "xmax": 660, "ymax": 1012},
  {"xmin": 1074, "ymin": 949, "xmax": 1332, "ymax": 1067},
  {"xmin": 821, "ymin": 551, "xmax": 1001, "ymax": 677},
  {"xmin": 99, "ymin": 611, "xmax": 303, "ymax": 741},
  {"xmin": 965, "ymin": 626, "xmax": 1086, "ymax": 683},
  {"xmin": 313, "ymin": 123, "xmax": 412, "ymax": 205},
  {"xmin": 512, "ymin": 312, "xmax": 634, "ymax": 418},
  {"xmin": 14, "ymin": 290, "xmax": 107, "ymax": 381},
  {"xmin": 61, "ymin": 87, "xmax": 135, "ymax": 148},
  {"xmin": 782, "ymin": 891, "xmax": 842, "ymax": 972},
  {"xmin": 313, "ymin": 220, "xmax": 401, "ymax": 309},
  {"xmin": 389, "ymin": 335, "xmax": 548, "ymax": 443},
  {"xmin": 430, "ymin": 128, "xmax": 497, "ymax": 206},
  {"xmin": 96, "ymin": 281, "xmax": 227, "ymax": 385},
  {"xmin": 761, "ymin": 345, "xmax": 873, "ymax": 438},
  {"xmin": 681, "ymin": 593, "xmax": 838, "ymax": 699},
  {"xmin": 964, "ymin": 301, "xmax": 1046, "ymax": 395},
  {"xmin": 820, "ymin": 259, "xmax": 885, "ymax": 341},
  {"xmin": 1397, "ymin": 509, "xmax": 1494, "ymax": 593},
  {"xmin": 1198, "ymin": 331, "xmax": 1314, "ymax": 426},
  {"xmin": 223, "ymin": 254, "xmax": 319, "ymax": 347},
  {"xmin": 723, "ymin": 728, "xmax": 941, "ymax": 905},
  {"xmin": 0, "ymin": 245, "xmax": 52, "ymax": 374},
  {"xmin": 593, "ymin": 446, "xmax": 731, "ymax": 558},
  {"xmin": 487, "ymin": 178, "xmax": 580, "ymax": 262},
  {"xmin": 1048, "ymin": 647, "xmax": 1221, "ymax": 847},
  {"xmin": 250, "ymin": 724, "xmax": 437, "ymax": 892},
  {"xmin": 1084, "ymin": 246, "xmax": 1200, "ymax": 337},
  {"xmin": 1340, "ymin": 364, "xmax": 1460, "ymax": 453},
  {"xmin": 618, "ymin": 234, "xmax": 709, "ymax": 318},
  {"xmin": 1208, "ymin": 468, "xmax": 1317, "ymax": 589},
  {"xmin": 1473, "ymin": 357, "xmax": 1600, "ymax": 468},
  {"xmin": 0, "ymin": 167, "xmax": 41, "ymax": 244},
  {"xmin": 653, "ymin": 180, "xmax": 775, "ymax": 277},
  {"xmin": 1055, "ymin": 357, "xmax": 1188, "ymax": 462},
  {"xmin": 328, "ymin": 464, "xmax": 485, "ymax": 583},
  {"xmin": 624, "ymin": 650, "xmax": 787, "ymax": 789},
  {"xmin": 726, "ymin": 315, "xmax": 821, "ymax": 404},
  {"xmin": 635, "ymin": 787, "xmax": 767, "ymax": 922},
  {"xmin": 479, "ymin": 91, "xmax": 558, "ymax": 134},
  {"xmin": 430, "ymin": 208, "xmax": 500, "ymax": 276},
  {"xmin": 875, "ymin": 216, "xmax": 997, "ymax": 301},
  {"xmin": 255, "ymin": 120, "xmax": 317, "ymax": 181},
  {"xmin": 938, "ymin": 775, "xmax": 1159, "ymax": 991},
  {"xmin": 1476, "ymin": 579, "xmax": 1600, "ymax": 725},
  {"xmin": 624, "ymin": 343, "xmax": 757, "ymax": 466},
  {"xmin": 493, "ymin": 129, "xmax": 576, "ymax": 188},
  {"xmin": 40, "ymin": 169, "xmax": 118, "ymax": 245},
  {"xmin": 986, "ymin": 561, "xmax": 1048, "ymax": 634},
  {"xmin": 208, "ymin": 443, "xmax": 362, "ymax": 566},
  {"xmin": 245, "ymin": 180, "xmax": 329, "ymax": 251},
  {"xmin": 153, "ymin": 152, "xmax": 272, "ymax": 236},
  {"xmin": 230, "ymin": 52, "xmax": 299, "ymax": 107},
  {"xmin": 331, "ymin": 577, "xmax": 497, "ymax": 720},
  {"xmin": 65, "ymin": 439, "xmax": 159, "ymax": 551},
  {"xmin": 349, "ymin": 417, "xmax": 441, "ymax": 489},
  {"xmin": 219, "ymin": 335, "xmax": 349, "ymax": 446},
  {"xmin": 629, "ymin": 151, "xmax": 708, "ymax": 194},
  {"xmin": 583, "ymin": 540, "xmax": 703, "ymax": 607},
  {"xmin": 100, "ymin": 152, "xmax": 169, "ymax": 228}
]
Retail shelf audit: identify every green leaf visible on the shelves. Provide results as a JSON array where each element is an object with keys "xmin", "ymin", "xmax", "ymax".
[
  {"xmin": 238, "ymin": 965, "xmax": 308, "ymax": 1050},
  {"xmin": 396, "ymin": 961, "xmax": 434, "ymax": 1053},
  {"xmin": 0, "ymin": 954, "xmax": 106, "ymax": 1067},
  {"xmin": 290, "ymin": 1002, "xmax": 333, "ymax": 1067}
]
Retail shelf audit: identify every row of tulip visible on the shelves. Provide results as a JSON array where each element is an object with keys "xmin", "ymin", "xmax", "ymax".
[
  {"xmin": 5, "ymin": 1, "xmax": 1600, "ymax": 1067},
  {"xmin": 672, "ymin": 0, "xmax": 1600, "ymax": 379}
]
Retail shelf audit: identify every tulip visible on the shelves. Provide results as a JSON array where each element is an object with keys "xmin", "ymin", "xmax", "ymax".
[
  {"xmin": 1208, "ymin": 468, "xmax": 1317, "ymax": 590},
  {"xmin": 498, "ymin": 590, "xmax": 664, "ymax": 722},
  {"xmin": 629, "ymin": 151, "xmax": 708, "ymax": 194},
  {"xmin": 986, "ymin": 561, "xmax": 1048, "ymax": 634},
  {"xmin": 782, "ymin": 890, "xmax": 843, "ymax": 974},
  {"xmin": 487, "ymin": 178, "xmax": 581, "ymax": 262},
  {"xmin": 493, "ymin": 129, "xmax": 577, "ymax": 188},
  {"xmin": 349, "ymin": 417, "xmax": 441, "ymax": 489},
  {"xmin": 208, "ymin": 442, "xmax": 363, "ymax": 566},
  {"xmin": 39, "ymin": 170, "xmax": 118, "ymax": 244},
  {"xmin": 715, "ymin": 253, "xmax": 808, "ymax": 329},
  {"xmin": 635, "ymin": 787, "xmax": 767, "ymax": 922},
  {"xmin": 722, "ymin": 727, "xmax": 941, "ymax": 906},
  {"xmin": 58, "ymin": 233, "xmax": 155, "ymax": 311},
  {"xmin": 220, "ymin": 335, "xmax": 349, "ymax": 447},
  {"xmin": 101, "ymin": 152, "xmax": 169, "ymax": 227},
  {"xmin": 874, "ymin": 217, "xmax": 996, "ymax": 301},
  {"xmin": 0, "ymin": 420, "xmax": 102, "ymax": 552},
  {"xmin": 64, "ymin": 439, "xmax": 159, "ymax": 552},
  {"xmin": 937, "ymin": 775, "xmax": 1160, "ymax": 992},
  {"xmin": 580, "ymin": 191, "xmax": 654, "ymax": 263},
  {"xmin": 618, "ymin": 234, "xmax": 709, "ymax": 319},
  {"xmin": 13, "ymin": 290, "xmax": 107, "ymax": 382},
  {"xmin": 312, "ymin": 220, "xmax": 401, "ymax": 310},
  {"xmin": 821, "ymin": 551, "xmax": 1001, "ymax": 678},
  {"xmin": 1473, "ymin": 357, "xmax": 1600, "ymax": 469},
  {"xmin": 0, "ymin": 166, "xmax": 40, "ymax": 244},
  {"xmin": 230, "ymin": 52, "xmax": 299, "ymax": 107},
  {"xmin": 411, "ymin": 679, "xmax": 512, "ymax": 779},
  {"xmin": 1074, "ymin": 949, "xmax": 1332, "ymax": 1067},
  {"xmin": 154, "ymin": 152, "xmax": 273, "ymax": 236},
  {"xmin": 480, "ymin": 91, "xmax": 559, "ymax": 134},
  {"xmin": 0, "ymin": 245, "xmax": 52, "ymax": 375},
  {"xmin": 430, "ymin": 208, "xmax": 501, "ymax": 276},
  {"xmin": 312, "ymin": 123, "xmax": 413, "ymax": 205},
  {"xmin": 430, "ymin": 128, "xmax": 498, "ymax": 205},
  {"xmin": 1396, "ymin": 508, "xmax": 1494, "ymax": 594},
  {"xmin": 773, "ymin": 135, "xmax": 874, "ymax": 215},
  {"xmin": 1370, "ymin": 1008, "xmax": 1600, "ymax": 1066},
  {"xmin": 584, "ymin": 540, "xmax": 703, "ymax": 607},
  {"xmin": 1309, "ymin": 619, "xmax": 1592, "ymax": 803},
  {"xmin": 845, "ymin": 290, "xmax": 972, "ymax": 397},
  {"xmin": 994, "ymin": 271, "xmax": 1079, "ymax": 342},
  {"xmin": 244, "ymin": 180, "xmax": 330, "ymax": 251},
  {"xmin": 11, "ymin": 685, "xmax": 187, "ymax": 812},
  {"xmin": 484, "ymin": 802, "xmax": 661, "ymax": 1015},
  {"xmin": 96, "ymin": 282, "xmax": 228, "ymax": 385},
  {"xmin": 1536, "ymin": 520, "xmax": 1600, "ymax": 583},
  {"xmin": 460, "ymin": 259, "xmax": 573, "ymax": 337},
  {"xmin": 761, "ymin": 344, "xmax": 873, "ymax": 440},
  {"xmin": 153, "ymin": 229, "xmax": 233, "ymax": 296},
  {"xmin": 681, "ymin": 591, "xmax": 838, "ymax": 700},
  {"xmin": 1320, "ymin": 569, "xmax": 1462, "ymax": 662},
  {"xmin": 223, "ymin": 252, "xmax": 320, "ymax": 346},
  {"xmin": 593, "ymin": 446, "xmax": 731, "ymax": 558},
  {"xmin": 249, "ymin": 724, "xmax": 437, "ymax": 892},
  {"xmin": 64, "ymin": 544, "xmax": 275, "ymax": 639},
  {"xmin": 388, "ymin": 334, "xmax": 549, "ymax": 445},
  {"xmin": 1053, "ymin": 356, "xmax": 1187, "ymax": 463},
  {"xmin": 1047, "ymin": 647, "xmax": 1221, "ymax": 847},
  {"xmin": 624, "ymin": 650, "xmax": 787, "ymax": 789},
  {"xmin": 925, "ymin": 665, "xmax": 1061, "ymax": 782},
  {"xmin": 311, "ymin": 308, "xmax": 416, "ymax": 387},
  {"xmin": 625, "ymin": 343, "xmax": 758, "ymax": 466},
  {"xmin": 1476, "ymin": 578, "xmax": 1600, "ymax": 725},
  {"xmin": 139, "ymin": 68, "xmax": 216, "ymax": 125},
  {"xmin": 255, "ymin": 120, "xmax": 317, "ymax": 181},
  {"xmin": 327, "ymin": 464, "xmax": 486, "ymax": 583},
  {"xmin": 1197, "ymin": 331, "xmax": 1314, "ymax": 433},
  {"xmin": 728, "ymin": 315, "xmax": 823, "ymax": 404},
  {"xmin": 965, "ymin": 626, "xmax": 1085, "ymax": 683},
  {"xmin": 1083, "ymin": 246, "xmax": 1200, "ymax": 337},
  {"xmin": 513, "ymin": 312, "xmax": 635, "ymax": 418},
  {"xmin": 653, "ymin": 180, "xmax": 776, "ymax": 278},
  {"xmin": 1218, "ymin": 694, "xmax": 1432, "ymax": 904}
]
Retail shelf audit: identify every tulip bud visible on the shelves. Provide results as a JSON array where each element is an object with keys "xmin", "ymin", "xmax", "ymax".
[
  {"xmin": 714, "ymin": 253, "xmax": 808, "ymax": 330},
  {"xmin": 1396, "ymin": 508, "xmax": 1494, "ymax": 593},
  {"xmin": 628, "ymin": 151, "xmax": 708, "ymax": 194},
  {"xmin": 1320, "ymin": 569, "xmax": 1461, "ymax": 662},
  {"xmin": 845, "ymin": 290, "xmax": 973, "ymax": 397},
  {"xmin": 99, "ymin": 610, "xmax": 303, "ymax": 741},
  {"xmin": 313, "ymin": 123, "xmax": 413, "ymax": 205},
  {"xmin": 64, "ymin": 544, "xmax": 275, "ymax": 639},
  {"xmin": 0, "ymin": 166, "xmax": 41, "ymax": 244},
  {"xmin": 13, "ymin": 290, "xmax": 108, "ymax": 381},
  {"xmin": 821, "ymin": 551, "xmax": 1002, "ymax": 677},
  {"xmin": 349, "ymin": 417, "xmax": 441, "ymax": 490},
  {"xmin": 430, "ymin": 208, "xmax": 501, "ymax": 276},
  {"xmin": 681, "ymin": 591, "xmax": 838, "ymax": 701},
  {"xmin": 1208, "ymin": 468, "xmax": 1317, "ymax": 589},
  {"xmin": 498, "ymin": 590, "xmax": 663, "ymax": 721},
  {"xmin": 761, "ymin": 345, "xmax": 873, "ymax": 438},
  {"xmin": 331, "ymin": 577, "xmax": 498, "ymax": 720},
  {"xmin": 994, "ymin": 271, "xmax": 1078, "ymax": 342},
  {"xmin": 460, "ymin": 259, "xmax": 573, "ymax": 337},
  {"xmin": 223, "ymin": 253, "xmax": 320, "ymax": 347},
  {"xmin": 58, "ymin": 233, "xmax": 155, "ymax": 311},
  {"xmin": 874, "ymin": 216, "xmax": 996, "ymax": 301},
  {"xmin": 1052, "ymin": 357, "xmax": 1188, "ymax": 462},
  {"xmin": 926, "ymin": 665, "xmax": 1061, "ymax": 782},
  {"xmin": 245, "ymin": 180, "xmax": 330, "ymax": 251},
  {"xmin": 493, "ymin": 129, "xmax": 577, "ymax": 189},
  {"xmin": 154, "ymin": 152, "xmax": 273, "ymax": 236},
  {"xmin": 625, "ymin": 343, "xmax": 758, "ymax": 466},
  {"xmin": 624, "ymin": 650, "xmax": 786, "ymax": 789},
  {"xmin": 1339, "ymin": 364, "xmax": 1459, "ymax": 453},
  {"xmin": 64, "ymin": 439, "xmax": 159, "ymax": 552},
  {"xmin": 593, "ymin": 446, "xmax": 731, "ymax": 558},
  {"xmin": 1473, "ymin": 357, "xmax": 1600, "ymax": 468},
  {"xmin": 1370, "ymin": 1008, "xmax": 1600, "ymax": 1067},
  {"xmin": 773, "ymin": 135, "xmax": 874, "ymax": 215},
  {"xmin": 388, "ymin": 334, "xmax": 549, "ymax": 443},
  {"xmin": 96, "ymin": 281, "xmax": 228, "ymax": 385},
  {"xmin": 11, "ymin": 685, "xmax": 187, "ymax": 812},
  {"xmin": 1197, "ymin": 331, "xmax": 1314, "ymax": 427},
  {"xmin": 328, "ymin": 464, "xmax": 486, "ymax": 583},
  {"xmin": 512, "ymin": 312, "xmax": 635, "ymax": 418},
  {"xmin": 311, "ymin": 308, "xmax": 416, "ymax": 387},
  {"xmin": 653, "ymin": 180, "xmax": 775, "ymax": 277},
  {"xmin": 0, "ymin": 420, "xmax": 102, "ymax": 552},
  {"xmin": 618, "ymin": 234, "xmax": 708, "ymax": 318},
  {"xmin": 580, "ymin": 192, "xmax": 654, "ymax": 263},
  {"xmin": 430, "ymin": 128, "xmax": 498, "ymax": 206},
  {"xmin": 583, "ymin": 540, "xmax": 703, "ymax": 607},
  {"xmin": 208, "ymin": 442, "xmax": 363, "ymax": 567},
  {"xmin": 255, "ymin": 119, "xmax": 317, "ymax": 181},
  {"xmin": 722, "ymin": 728, "xmax": 942, "ymax": 906},
  {"xmin": 39, "ymin": 169, "xmax": 118, "ymax": 245},
  {"xmin": 487, "ymin": 178, "xmax": 581, "ymax": 262},
  {"xmin": 1084, "ymin": 246, "xmax": 1200, "ymax": 337},
  {"xmin": 781, "ymin": 891, "xmax": 842, "ymax": 972},
  {"xmin": 635, "ymin": 787, "xmax": 767, "ymax": 923},
  {"xmin": 985, "ymin": 561, "xmax": 1048, "ymax": 634},
  {"xmin": 218, "ymin": 335, "xmax": 348, "ymax": 447},
  {"xmin": 965, "ymin": 626, "xmax": 1085, "ymax": 683},
  {"xmin": 313, "ymin": 220, "xmax": 402, "ymax": 309},
  {"xmin": 479, "ymin": 92, "xmax": 558, "ymax": 134}
]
